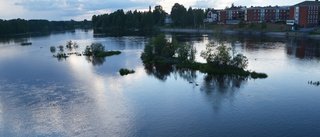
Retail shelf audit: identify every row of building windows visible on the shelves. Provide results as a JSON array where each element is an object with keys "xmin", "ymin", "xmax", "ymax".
[
  {"xmin": 252, "ymin": 17, "xmax": 287, "ymax": 20},
  {"xmin": 308, "ymin": 11, "xmax": 319, "ymax": 14},
  {"xmin": 253, "ymin": 13, "xmax": 287, "ymax": 16},
  {"xmin": 253, "ymin": 9, "xmax": 287, "ymax": 12},
  {"xmin": 308, "ymin": 15, "xmax": 318, "ymax": 19},
  {"xmin": 307, "ymin": 20, "xmax": 318, "ymax": 24},
  {"xmin": 308, "ymin": 6, "xmax": 319, "ymax": 10}
]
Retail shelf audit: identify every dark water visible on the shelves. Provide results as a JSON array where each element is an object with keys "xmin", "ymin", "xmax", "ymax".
[{"xmin": 1, "ymin": 30, "xmax": 320, "ymax": 136}]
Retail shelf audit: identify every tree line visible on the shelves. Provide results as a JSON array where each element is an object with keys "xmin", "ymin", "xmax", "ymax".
[
  {"xmin": 0, "ymin": 18, "xmax": 92, "ymax": 35},
  {"xmin": 92, "ymin": 6, "xmax": 166, "ymax": 35},
  {"xmin": 92, "ymin": 3, "xmax": 209, "ymax": 34}
]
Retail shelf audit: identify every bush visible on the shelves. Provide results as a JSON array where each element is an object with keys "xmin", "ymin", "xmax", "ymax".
[
  {"xmin": 119, "ymin": 68, "xmax": 135, "ymax": 76},
  {"xmin": 251, "ymin": 72, "xmax": 268, "ymax": 79},
  {"xmin": 21, "ymin": 42, "xmax": 32, "ymax": 46},
  {"xmin": 58, "ymin": 45, "xmax": 64, "ymax": 51},
  {"xmin": 50, "ymin": 46, "xmax": 56, "ymax": 53}
]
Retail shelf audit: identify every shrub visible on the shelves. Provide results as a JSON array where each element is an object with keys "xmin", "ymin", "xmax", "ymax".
[
  {"xmin": 50, "ymin": 46, "xmax": 56, "ymax": 53},
  {"xmin": 58, "ymin": 45, "xmax": 64, "ymax": 51},
  {"xmin": 251, "ymin": 72, "xmax": 268, "ymax": 79},
  {"xmin": 119, "ymin": 68, "xmax": 135, "ymax": 76}
]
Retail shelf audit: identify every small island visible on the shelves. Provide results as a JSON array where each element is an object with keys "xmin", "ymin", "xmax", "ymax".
[
  {"xmin": 141, "ymin": 34, "xmax": 267, "ymax": 79},
  {"xmin": 84, "ymin": 43, "xmax": 121, "ymax": 57},
  {"xmin": 119, "ymin": 68, "xmax": 135, "ymax": 76}
]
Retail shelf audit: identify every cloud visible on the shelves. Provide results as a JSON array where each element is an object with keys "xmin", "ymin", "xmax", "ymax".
[{"xmin": 1, "ymin": 0, "xmax": 303, "ymax": 21}]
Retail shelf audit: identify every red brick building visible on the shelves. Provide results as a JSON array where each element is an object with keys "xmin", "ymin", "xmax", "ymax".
[
  {"xmin": 289, "ymin": 0, "xmax": 320, "ymax": 27},
  {"xmin": 217, "ymin": 6, "xmax": 245, "ymax": 24},
  {"xmin": 245, "ymin": 6, "xmax": 289, "ymax": 23}
]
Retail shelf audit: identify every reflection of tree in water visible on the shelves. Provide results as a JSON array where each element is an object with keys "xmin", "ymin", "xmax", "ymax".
[
  {"xmin": 144, "ymin": 64, "xmax": 175, "ymax": 81},
  {"xmin": 85, "ymin": 56, "xmax": 105, "ymax": 66},
  {"xmin": 144, "ymin": 64, "xmax": 197, "ymax": 82},
  {"xmin": 201, "ymin": 75, "xmax": 248, "ymax": 112}
]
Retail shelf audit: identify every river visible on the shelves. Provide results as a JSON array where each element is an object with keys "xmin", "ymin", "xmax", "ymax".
[{"xmin": 0, "ymin": 29, "xmax": 320, "ymax": 136}]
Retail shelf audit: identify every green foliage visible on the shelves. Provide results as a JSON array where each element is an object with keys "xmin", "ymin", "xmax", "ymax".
[
  {"xmin": 261, "ymin": 21, "xmax": 267, "ymax": 30},
  {"xmin": 201, "ymin": 42, "xmax": 231, "ymax": 68},
  {"xmin": 177, "ymin": 44, "xmax": 196, "ymax": 62},
  {"xmin": 141, "ymin": 34, "xmax": 195, "ymax": 63},
  {"xmin": 141, "ymin": 36, "xmax": 267, "ymax": 79},
  {"xmin": 90, "ymin": 43, "xmax": 105, "ymax": 55},
  {"xmin": 0, "ymin": 19, "xmax": 92, "ymax": 35},
  {"xmin": 21, "ymin": 42, "xmax": 32, "ymax": 46},
  {"xmin": 201, "ymin": 41, "xmax": 248, "ymax": 69},
  {"xmin": 171, "ymin": 3, "xmax": 187, "ymax": 27},
  {"xmin": 96, "ymin": 51, "xmax": 121, "ymax": 57},
  {"xmin": 58, "ymin": 45, "xmax": 64, "ymax": 51},
  {"xmin": 119, "ymin": 68, "xmax": 135, "ymax": 76},
  {"xmin": 53, "ymin": 53, "xmax": 68, "ymax": 58},
  {"xmin": 251, "ymin": 72, "xmax": 268, "ymax": 79},
  {"xmin": 249, "ymin": 23, "xmax": 255, "ymax": 29},
  {"xmin": 232, "ymin": 53, "xmax": 248, "ymax": 69},
  {"xmin": 50, "ymin": 46, "xmax": 56, "ymax": 53},
  {"xmin": 308, "ymin": 81, "xmax": 320, "ymax": 86},
  {"xmin": 238, "ymin": 20, "xmax": 245, "ymax": 28},
  {"xmin": 83, "ymin": 43, "xmax": 121, "ymax": 57}
]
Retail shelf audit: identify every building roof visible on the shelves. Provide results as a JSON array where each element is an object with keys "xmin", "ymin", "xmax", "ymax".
[
  {"xmin": 294, "ymin": 1, "xmax": 320, "ymax": 6},
  {"xmin": 247, "ymin": 6, "xmax": 289, "ymax": 10}
]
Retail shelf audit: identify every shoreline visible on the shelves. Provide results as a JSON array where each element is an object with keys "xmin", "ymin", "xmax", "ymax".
[{"xmin": 160, "ymin": 28, "xmax": 320, "ymax": 39}]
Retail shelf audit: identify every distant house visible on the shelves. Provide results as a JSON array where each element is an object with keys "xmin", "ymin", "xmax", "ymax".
[
  {"xmin": 204, "ymin": 10, "xmax": 218, "ymax": 23},
  {"xmin": 289, "ymin": 0, "xmax": 320, "ymax": 27},
  {"xmin": 164, "ymin": 14, "xmax": 173, "ymax": 26},
  {"xmin": 245, "ymin": 6, "xmax": 289, "ymax": 23}
]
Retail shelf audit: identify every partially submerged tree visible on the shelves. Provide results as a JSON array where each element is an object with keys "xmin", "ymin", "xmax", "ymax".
[
  {"xmin": 141, "ymin": 34, "xmax": 196, "ymax": 63},
  {"xmin": 201, "ymin": 41, "xmax": 248, "ymax": 69}
]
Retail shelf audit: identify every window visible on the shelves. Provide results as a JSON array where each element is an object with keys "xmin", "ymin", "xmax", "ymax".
[{"xmin": 254, "ymin": 10, "xmax": 256, "ymax": 12}]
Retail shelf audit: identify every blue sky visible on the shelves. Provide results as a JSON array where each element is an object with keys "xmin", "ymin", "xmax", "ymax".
[{"xmin": 0, "ymin": 0, "xmax": 304, "ymax": 21}]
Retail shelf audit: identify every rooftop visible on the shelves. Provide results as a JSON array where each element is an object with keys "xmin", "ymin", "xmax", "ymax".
[{"xmin": 294, "ymin": 1, "xmax": 320, "ymax": 6}]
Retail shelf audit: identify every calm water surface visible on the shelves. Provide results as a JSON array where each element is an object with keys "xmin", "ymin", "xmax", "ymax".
[{"xmin": 0, "ymin": 30, "xmax": 320, "ymax": 136}]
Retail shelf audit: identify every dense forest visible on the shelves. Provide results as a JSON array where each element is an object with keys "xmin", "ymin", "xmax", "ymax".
[
  {"xmin": 1, "ymin": 3, "xmax": 210, "ymax": 36},
  {"xmin": 92, "ymin": 3, "xmax": 210, "ymax": 34},
  {"xmin": 0, "ymin": 19, "xmax": 92, "ymax": 35}
]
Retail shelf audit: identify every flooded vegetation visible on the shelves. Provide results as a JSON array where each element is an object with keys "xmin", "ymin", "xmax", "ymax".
[{"xmin": 0, "ymin": 30, "xmax": 320, "ymax": 136}]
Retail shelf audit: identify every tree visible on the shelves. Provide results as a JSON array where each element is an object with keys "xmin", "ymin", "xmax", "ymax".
[
  {"xmin": 171, "ymin": 3, "xmax": 187, "ymax": 27},
  {"xmin": 238, "ymin": 20, "xmax": 245, "ymax": 28},
  {"xmin": 201, "ymin": 41, "xmax": 248, "ymax": 69},
  {"xmin": 249, "ymin": 22, "xmax": 255, "ymax": 29},
  {"xmin": 177, "ymin": 44, "xmax": 196, "ymax": 62},
  {"xmin": 261, "ymin": 21, "xmax": 267, "ymax": 30},
  {"xmin": 232, "ymin": 54, "xmax": 248, "ymax": 69}
]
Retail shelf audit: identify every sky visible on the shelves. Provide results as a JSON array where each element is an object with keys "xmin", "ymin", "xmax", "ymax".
[{"xmin": 0, "ymin": 0, "xmax": 305, "ymax": 21}]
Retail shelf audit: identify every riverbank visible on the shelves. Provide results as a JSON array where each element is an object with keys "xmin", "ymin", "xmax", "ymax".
[{"xmin": 160, "ymin": 28, "xmax": 320, "ymax": 39}]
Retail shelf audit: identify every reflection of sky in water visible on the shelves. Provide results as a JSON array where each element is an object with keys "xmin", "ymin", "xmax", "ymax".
[{"xmin": 1, "ymin": 30, "xmax": 320, "ymax": 136}]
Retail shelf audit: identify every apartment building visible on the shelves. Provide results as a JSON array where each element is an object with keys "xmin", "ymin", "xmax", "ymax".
[
  {"xmin": 245, "ymin": 6, "xmax": 289, "ymax": 23},
  {"xmin": 289, "ymin": 0, "xmax": 320, "ymax": 27},
  {"xmin": 217, "ymin": 6, "xmax": 245, "ymax": 24}
]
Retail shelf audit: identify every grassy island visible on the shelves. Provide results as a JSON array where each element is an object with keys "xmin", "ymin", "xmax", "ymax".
[
  {"xmin": 21, "ymin": 42, "xmax": 32, "ymax": 46},
  {"xmin": 83, "ymin": 43, "xmax": 121, "ymax": 57},
  {"xmin": 141, "ymin": 34, "xmax": 267, "ymax": 79}
]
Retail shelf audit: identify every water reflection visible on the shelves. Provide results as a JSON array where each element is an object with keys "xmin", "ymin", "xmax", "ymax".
[
  {"xmin": 85, "ymin": 56, "xmax": 105, "ymax": 66},
  {"xmin": 201, "ymin": 75, "xmax": 248, "ymax": 112},
  {"xmin": 286, "ymin": 39, "xmax": 320, "ymax": 59}
]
